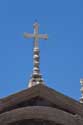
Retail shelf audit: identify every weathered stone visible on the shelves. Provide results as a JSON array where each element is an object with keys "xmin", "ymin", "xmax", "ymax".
[{"xmin": 0, "ymin": 84, "xmax": 83, "ymax": 124}]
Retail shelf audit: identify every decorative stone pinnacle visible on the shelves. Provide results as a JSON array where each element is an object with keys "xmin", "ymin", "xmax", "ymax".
[
  {"xmin": 80, "ymin": 79, "xmax": 83, "ymax": 103},
  {"xmin": 24, "ymin": 22, "xmax": 48, "ymax": 88}
]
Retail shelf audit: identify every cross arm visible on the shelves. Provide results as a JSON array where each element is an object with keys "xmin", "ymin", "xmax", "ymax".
[
  {"xmin": 24, "ymin": 33, "xmax": 34, "ymax": 39},
  {"xmin": 38, "ymin": 34, "xmax": 48, "ymax": 40},
  {"xmin": 24, "ymin": 33, "xmax": 48, "ymax": 40}
]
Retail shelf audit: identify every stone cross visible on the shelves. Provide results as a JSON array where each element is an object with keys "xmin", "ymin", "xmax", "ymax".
[
  {"xmin": 24, "ymin": 22, "xmax": 48, "ymax": 87},
  {"xmin": 24, "ymin": 22, "xmax": 48, "ymax": 49}
]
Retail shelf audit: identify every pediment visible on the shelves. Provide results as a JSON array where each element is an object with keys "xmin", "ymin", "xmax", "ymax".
[{"xmin": 0, "ymin": 84, "xmax": 83, "ymax": 117}]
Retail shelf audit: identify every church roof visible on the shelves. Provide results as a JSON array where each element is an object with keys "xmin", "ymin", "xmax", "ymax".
[{"xmin": 0, "ymin": 84, "xmax": 83, "ymax": 117}]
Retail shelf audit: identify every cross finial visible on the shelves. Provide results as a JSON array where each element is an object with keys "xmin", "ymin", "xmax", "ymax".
[{"xmin": 24, "ymin": 22, "xmax": 48, "ymax": 88}]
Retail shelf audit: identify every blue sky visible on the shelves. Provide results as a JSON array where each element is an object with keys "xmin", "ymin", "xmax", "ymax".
[{"xmin": 0, "ymin": 0, "xmax": 83, "ymax": 101}]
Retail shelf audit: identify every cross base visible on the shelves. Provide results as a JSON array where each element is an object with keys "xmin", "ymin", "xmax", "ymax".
[{"xmin": 28, "ymin": 73, "xmax": 45, "ymax": 88}]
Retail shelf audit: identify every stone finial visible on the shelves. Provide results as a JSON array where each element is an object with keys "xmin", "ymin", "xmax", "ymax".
[
  {"xmin": 24, "ymin": 22, "xmax": 48, "ymax": 88},
  {"xmin": 80, "ymin": 79, "xmax": 83, "ymax": 103}
]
